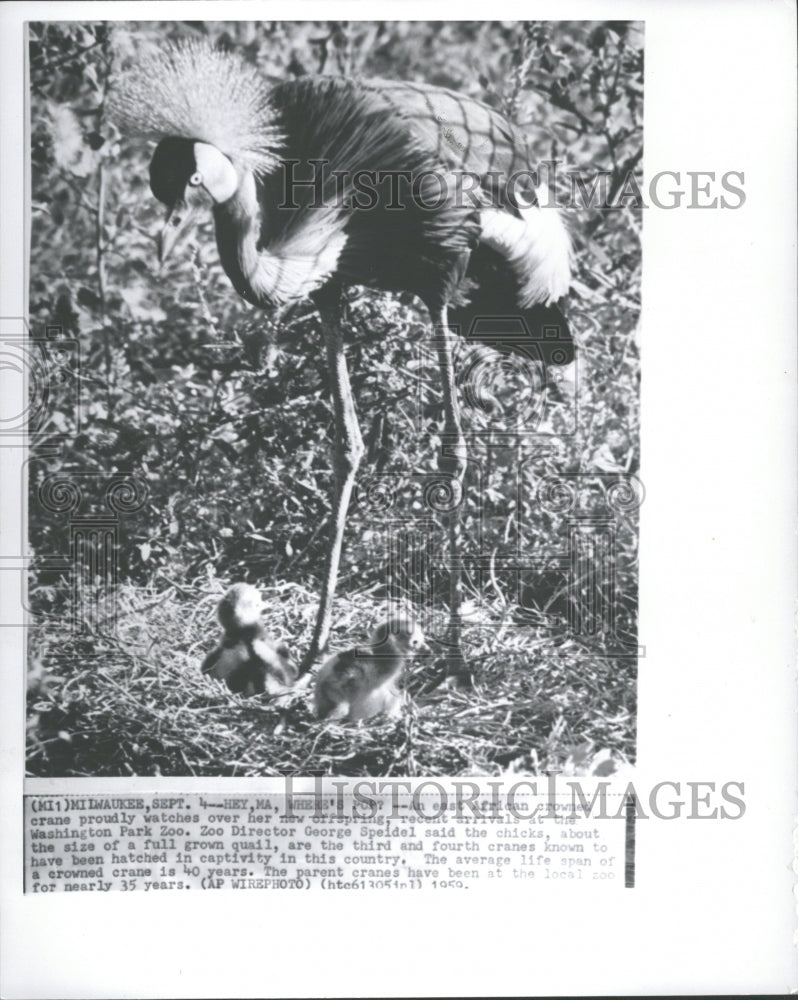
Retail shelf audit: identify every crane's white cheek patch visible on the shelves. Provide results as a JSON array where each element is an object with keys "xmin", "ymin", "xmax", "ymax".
[
  {"xmin": 479, "ymin": 193, "xmax": 571, "ymax": 307},
  {"xmin": 194, "ymin": 142, "xmax": 239, "ymax": 203}
]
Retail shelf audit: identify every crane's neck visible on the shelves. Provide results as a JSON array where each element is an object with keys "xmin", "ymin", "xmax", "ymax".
[{"xmin": 213, "ymin": 169, "xmax": 347, "ymax": 309}]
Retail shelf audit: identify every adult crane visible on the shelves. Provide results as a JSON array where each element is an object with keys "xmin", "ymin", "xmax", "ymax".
[{"xmin": 111, "ymin": 40, "xmax": 573, "ymax": 679}]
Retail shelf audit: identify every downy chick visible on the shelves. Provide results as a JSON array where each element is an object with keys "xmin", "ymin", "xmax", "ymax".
[
  {"xmin": 201, "ymin": 583, "xmax": 296, "ymax": 697},
  {"xmin": 315, "ymin": 611, "xmax": 427, "ymax": 722}
]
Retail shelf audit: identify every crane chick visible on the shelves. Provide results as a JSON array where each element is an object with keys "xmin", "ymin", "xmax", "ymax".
[
  {"xmin": 202, "ymin": 583, "xmax": 297, "ymax": 697},
  {"xmin": 314, "ymin": 611, "xmax": 427, "ymax": 722}
]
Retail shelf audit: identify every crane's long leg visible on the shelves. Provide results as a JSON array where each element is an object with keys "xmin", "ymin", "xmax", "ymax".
[
  {"xmin": 432, "ymin": 308, "xmax": 471, "ymax": 686},
  {"xmin": 299, "ymin": 292, "xmax": 364, "ymax": 675}
]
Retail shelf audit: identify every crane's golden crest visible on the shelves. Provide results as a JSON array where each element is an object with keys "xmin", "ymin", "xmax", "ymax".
[{"xmin": 108, "ymin": 40, "xmax": 284, "ymax": 176}]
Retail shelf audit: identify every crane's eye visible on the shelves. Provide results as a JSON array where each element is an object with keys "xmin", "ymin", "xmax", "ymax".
[{"xmin": 188, "ymin": 172, "xmax": 203, "ymax": 187}]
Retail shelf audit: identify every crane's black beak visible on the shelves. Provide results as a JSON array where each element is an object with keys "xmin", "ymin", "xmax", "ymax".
[
  {"xmin": 159, "ymin": 199, "xmax": 198, "ymax": 265},
  {"xmin": 159, "ymin": 187, "xmax": 208, "ymax": 265}
]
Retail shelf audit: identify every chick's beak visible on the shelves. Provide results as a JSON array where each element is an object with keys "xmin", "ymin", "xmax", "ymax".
[
  {"xmin": 159, "ymin": 187, "xmax": 206, "ymax": 265},
  {"xmin": 412, "ymin": 633, "xmax": 431, "ymax": 655}
]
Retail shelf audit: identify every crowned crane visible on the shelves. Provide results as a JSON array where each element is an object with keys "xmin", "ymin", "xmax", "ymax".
[
  {"xmin": 315, "ymin": 609, "xmax": 427, "ymax": 722},
  {"xmin": 111, "ymin": 41, "xmax": 573, "ymax": 680},
  {"xmin": 201, "ymin": 583, "xmax": 297, "ymax": 696}
]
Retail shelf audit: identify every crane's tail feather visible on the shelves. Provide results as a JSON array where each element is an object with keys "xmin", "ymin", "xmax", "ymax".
[
  {"xmin": 453, "ymin": 178, "xmax": 574, "ymax": 364},
  {"xmin": 449, "ymin": 299, "xmax": 573, "ymax": 367}
]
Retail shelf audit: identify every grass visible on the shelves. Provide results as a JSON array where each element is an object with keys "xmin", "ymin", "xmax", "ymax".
[{"xmin": 26, "ymin": 578, "xmax": 636, "ymax": 777}]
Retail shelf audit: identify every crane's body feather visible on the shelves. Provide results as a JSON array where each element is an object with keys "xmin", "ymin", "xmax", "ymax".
[
  {"xmin": 201, "ymin": 634, "xmax": 296, "ymax": 696},
  {"xmin": 115, "ymin": 47, "xmax": 573, "ymax": 350},
  {"xmin": 479, "ymin": 184, "xmax": 571, "ymax": 306}
]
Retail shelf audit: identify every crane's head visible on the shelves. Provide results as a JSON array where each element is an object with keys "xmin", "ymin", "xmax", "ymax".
[
  {"xmin": 149, "ymin": 138, "xmax": 238, "ymax": 263},
  {"xmin": 109, "ymin": 40, "xmax": 283, "ymax": 262}
]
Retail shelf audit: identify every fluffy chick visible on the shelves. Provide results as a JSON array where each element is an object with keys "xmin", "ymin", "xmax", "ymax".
[
  {"xmin": 201, "ymin": 583, "xmax": 296, "ymax": 697},
  {"xmin": 315, "ymin": 611, "xmax": 427, "ymax": 722}
]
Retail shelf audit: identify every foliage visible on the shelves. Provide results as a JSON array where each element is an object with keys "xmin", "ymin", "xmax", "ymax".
[{"xmin": 27, "ymin": 20, "xmax": 643, "ymax": 777}]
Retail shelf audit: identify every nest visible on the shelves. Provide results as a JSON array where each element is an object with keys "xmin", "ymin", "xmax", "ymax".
[{"xmin": 27, "ymin": 580, "xmax": 635, "ymax": 777}]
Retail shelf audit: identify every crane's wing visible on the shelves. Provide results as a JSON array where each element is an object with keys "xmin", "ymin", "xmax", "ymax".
[
  {"xmin": 255, "ymin": 76, "xmax": 482, "ymax": 308},
  {"xmin": 248, "ymin": 76, "xmax": 570, "ymax": 337},
  {"xmin": 357, "ymin": 78, "xmax": 535, "ymax": 209},
  {"xmin": 264, "ymin": 76, "xmax": 533, "ymax": 220},
  {"xmin": 314, "ymin": 650, "xmax": 352, "ymax": 720}
]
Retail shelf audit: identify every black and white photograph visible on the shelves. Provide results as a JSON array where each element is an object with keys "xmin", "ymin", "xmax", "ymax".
[
  {"xmin": 25, "ymin": 19, "xmax": 643, "ymax": 778},
  {"xmin": 1, "ymin": 2, "xmax": 796, "ymax": 997}
]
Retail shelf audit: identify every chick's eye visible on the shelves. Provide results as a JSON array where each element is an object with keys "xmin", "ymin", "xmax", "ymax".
[{"xmin": 188, "ymin": 172, "xmax": 203, "ymax": 187}]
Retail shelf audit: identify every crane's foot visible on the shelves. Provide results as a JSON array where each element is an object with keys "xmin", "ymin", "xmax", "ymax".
[
  {"xmin": 290, "ymin": 671, "xmax": 315, "ymax": 693},
  {"xmin": 443, "ymin": 613, "xmax": 473, "ymax": 687},
  {"xmin": 443, "ymin": 646, "xmax": 473, "ymax": 690},
  {"xmin": 417, "ymin": 626, "xmax": 472, "ymax": 693}
]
